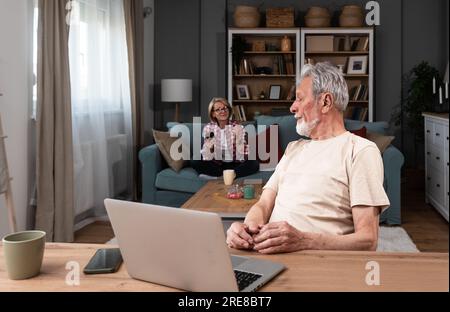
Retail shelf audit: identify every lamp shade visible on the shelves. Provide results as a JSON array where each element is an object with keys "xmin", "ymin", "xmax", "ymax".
[{"xmin": 161, "ymin": 79, "xmax": 192, "ymax": 102}]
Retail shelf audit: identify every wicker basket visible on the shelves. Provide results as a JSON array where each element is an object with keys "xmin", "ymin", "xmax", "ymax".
[
  {"xmin": 266, "ymin": 8, "xmax": 295, "ymax": 28},
  {"xmin": 234, "ymin": 5, "xmax": 260, "ymax": 28}
]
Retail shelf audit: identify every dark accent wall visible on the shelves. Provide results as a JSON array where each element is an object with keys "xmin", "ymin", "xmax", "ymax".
[
  {"xmin": 200, "ymin": 0, "xmax": 228, "ymax": 122},
  {"xmin": 154, "ymin": 0, "xmax": 202, "ymax": 129},
  {"xmin": 401, "ymin": 0, "xmax": 448, "ymax": 167},
  {"xmin": 152, "ymin": 0, "xmax": 448, "ymax": 165}
]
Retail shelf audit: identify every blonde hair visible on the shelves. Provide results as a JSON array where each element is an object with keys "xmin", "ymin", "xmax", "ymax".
[{"xmin": 208, "ymin": 97, "xmax": 233, "ymax": 123}]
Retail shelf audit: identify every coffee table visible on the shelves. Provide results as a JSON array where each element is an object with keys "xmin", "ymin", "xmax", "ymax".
[{"xmin": 181, "ymin": 180, "xmax": 263, "ymax": 218}]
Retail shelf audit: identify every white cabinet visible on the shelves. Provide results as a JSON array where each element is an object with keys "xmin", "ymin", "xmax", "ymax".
[{"xmin": 423, "ymin": 113, "xmax": 449, "ymax": 221}]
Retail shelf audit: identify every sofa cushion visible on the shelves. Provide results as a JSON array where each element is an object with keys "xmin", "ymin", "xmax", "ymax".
[
  {"xmin": 254, "ymin": 115, "xmax": 300, "ymax": 151},
  {"xmin": 349, "ymin": 126, "xmax": 367, "ymax": 138},
  {"xmin": 155, "ymin": 167, "xmax": 206, "ymax": 194},
  {"xmin": 152, "ymin": 130, "xmax": 188, "ymax": 172},
  {"xmin": 344, "ymin": 119, "xmax": 389, "ymax": 135},
  {"xmin": 367, "ymin": 132, "xmax": 395, "ymax": 154}
]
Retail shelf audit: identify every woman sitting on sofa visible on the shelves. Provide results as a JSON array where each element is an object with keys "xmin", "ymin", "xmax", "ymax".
[{"xmin": 191, "ymin": 97, "xmax": 259, "ymax": 178}]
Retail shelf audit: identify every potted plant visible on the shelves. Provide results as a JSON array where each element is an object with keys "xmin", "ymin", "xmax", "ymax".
[{"xmin": 392, "ymin": 61, "xmax": 442, "ymax": 168}]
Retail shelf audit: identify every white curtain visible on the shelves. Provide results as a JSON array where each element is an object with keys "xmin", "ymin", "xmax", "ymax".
[{"xmin": 69, "ymin": 0, "xmax": 133, "ymax": 218}]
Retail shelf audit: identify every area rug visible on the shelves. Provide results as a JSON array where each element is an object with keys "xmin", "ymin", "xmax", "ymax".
[
  {"xmin": 107, "ymin": 226, "xmax": 419, "ymax": 253},
  {"xmin": 376, "ymin": 226, "xmax": 419, "ymax": 252}
]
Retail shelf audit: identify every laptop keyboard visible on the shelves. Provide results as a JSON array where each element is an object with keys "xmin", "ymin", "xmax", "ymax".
[{"xmin": 234, "ymin": 270, "xmax": 262, "ymax": 291}]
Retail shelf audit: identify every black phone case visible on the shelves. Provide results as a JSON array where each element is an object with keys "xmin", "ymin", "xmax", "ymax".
[{"xmin": 83, "ymin": 248, "xmax": 123, "ymax": 274}]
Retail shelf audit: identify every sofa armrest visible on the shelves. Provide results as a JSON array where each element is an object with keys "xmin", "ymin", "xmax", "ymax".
[
  {"xmin": 139, "ymin": 144, "xmax": 163, "ymax": 204},
  {"xmin": 381, "ymin": 145, "xmax": 405, "ymax": 225}
]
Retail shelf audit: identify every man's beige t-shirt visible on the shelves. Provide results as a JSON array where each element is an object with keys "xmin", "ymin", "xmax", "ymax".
[{"xmin": 264, "ymin": 131, "xmax": 390, "ymax": 235}]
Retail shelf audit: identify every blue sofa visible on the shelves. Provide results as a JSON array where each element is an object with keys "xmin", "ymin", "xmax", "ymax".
[{"xmin": 140, "ymin": 115, "xmax": 404, "ymax": 225}]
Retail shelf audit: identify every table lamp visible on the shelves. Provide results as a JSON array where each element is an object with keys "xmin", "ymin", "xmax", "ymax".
[{"xmin": 161, "ymin": 79, "xmax": 192, "ymax": 123}]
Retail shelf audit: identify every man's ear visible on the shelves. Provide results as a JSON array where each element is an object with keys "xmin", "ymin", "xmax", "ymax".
[{"xmin": 321, "ymin": 93, "xmax": 333, "ymax": 113}]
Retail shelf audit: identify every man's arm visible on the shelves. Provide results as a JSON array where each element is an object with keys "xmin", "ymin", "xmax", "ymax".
[
  {"xmin": 244, "ymin": 188, "xmax": 277, "ymax": 226},
  {"xmin": 308, "ymin": 206, "xmax": 380, "ymax": 251},
  {"xmin": 253, "ymin": 206, "xmax": 380, "ymax": 253}
]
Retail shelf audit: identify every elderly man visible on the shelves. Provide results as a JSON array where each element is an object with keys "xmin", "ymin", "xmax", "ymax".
[{"xmin": 226, "ymin": 62, "xmax": 389, "ymax": 253}]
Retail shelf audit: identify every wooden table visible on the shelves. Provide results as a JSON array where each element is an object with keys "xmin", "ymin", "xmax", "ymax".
[
  {"xmin": 0, "ymin": 243, "xmax": 448, "ymax": 292},
  {"xmin": 181, "ymin": 180, "xmax": 263, "ymax": 218}
]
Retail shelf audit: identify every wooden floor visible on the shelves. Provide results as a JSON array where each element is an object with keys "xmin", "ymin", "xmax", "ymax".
[
  {"xmin": 400, "ymin": 169, "xmax": 448, "ymax": 253},
  {"xmin": 75, "ymin": 172, "xmax": 449, "ymax": 252}
]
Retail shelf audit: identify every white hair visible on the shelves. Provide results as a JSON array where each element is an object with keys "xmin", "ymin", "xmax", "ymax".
[{"xmin": 298, "ymin": 62, "xmax": 349, "ymax": 112}]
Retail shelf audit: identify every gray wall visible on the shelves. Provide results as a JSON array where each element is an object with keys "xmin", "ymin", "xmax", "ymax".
[
  {"xmin": 152, "ymin": 0, "xmax": 449, "ymax": 165},
  {"xmin": 401, "ymin": 0, "xmax": 448, "ymax": 167},
  {"xmin": 200, "ymin": 0, "xmax": 227, "ymax": 122},
  {"xmin": 154, "ymin": 0, "xmax": 202, "ymax": 129}
]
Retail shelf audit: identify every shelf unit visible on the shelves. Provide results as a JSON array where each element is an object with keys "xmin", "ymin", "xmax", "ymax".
[
  {"xmin": 228, "ymin": 28, "xmax": 301, "ymax": 121},
  {"xmin": 300, "ymin": 28, "xmax": 375, "ymax": 122}
]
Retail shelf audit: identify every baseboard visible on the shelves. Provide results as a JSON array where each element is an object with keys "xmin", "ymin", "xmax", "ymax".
[{"xmin": 74, "ymin": 215, "xmax": 110, "ymax": 232}]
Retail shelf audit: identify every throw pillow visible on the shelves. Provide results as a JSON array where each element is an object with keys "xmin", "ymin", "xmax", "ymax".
[
  {"xmin": 152, "ymin": 130, "xmax": 188, "ymax": 172},
  {"xmin": 366, "ymin": 131, "xmax": 395, "ymax": 154},
  {"xmin": 349, "ymin": 126, "xmax": 367, "ymax": 138}
]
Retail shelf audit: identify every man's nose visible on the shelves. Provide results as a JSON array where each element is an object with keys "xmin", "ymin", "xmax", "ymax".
[{"xmin": 290, "ymin": 101, "xmax": 298, "ymax": 114}]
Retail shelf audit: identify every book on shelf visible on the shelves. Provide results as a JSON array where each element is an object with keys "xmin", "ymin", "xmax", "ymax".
[
  {"xmin": 352, "ymin": 85, "xmax": 362, "ymax": 101},
  {"xmin": 232, "ymin": 105, "xmax": 242, "ymax": 121},
  {"xmin": 239, "ymin": 58, "xmax": 254, "ymax": 75},
  {"xmin": 362, "ymin": 37, "xmax": 369, "ymax": 51},
  {"xmin": 361, "ymin": 85, "xmax": 369, "ymax": 101},
  {"xmin": 344, "ymin": 106, "xmax": 354, "ymax": 119},
  {"xmin": 344, "ymin": 106, "xmax": 368, "ymax": 121},
  {"xmin": 239, "ymin": 105, "xmax": 247, "ymax": 121},
  {"xmin": 348, "ymin": 86, "xmax": 358, "ymax": 101},
  {"xmin": 357, "ymin": 85, "xmax": 366, "ymax": 101},
  {"xmin": 273, "ymin": 57, "xmax": 279, "ymax": 75},
  {"xmin": 283, "ymin": 54, "xmax": 294, "ymax": 75},
  {"xmin": 350, "ymin": 38, "xmax": 360, "ymax": 51},
  {"xmin": 277, "ymin": 55, "xmax": 285, "ymax": 75},
  {"xmin": 349, "ymin": 84, "xmax": 368, "ymax": 101},
  {"xmin": 349, "ymin": 106, "xmax": 368, "ymax": 121},
  {"xmin": 359, "ymin": 107, "xmax": 368, "ymax": 121}
]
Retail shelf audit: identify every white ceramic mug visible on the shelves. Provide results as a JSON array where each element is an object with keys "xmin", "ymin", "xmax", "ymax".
[{"xmin": 223, "ymin": 170, "xmax": 236, "ymax": 186}]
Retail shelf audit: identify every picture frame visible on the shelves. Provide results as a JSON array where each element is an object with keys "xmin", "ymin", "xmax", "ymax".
[
  {"xmin": 269, "ymin": 85, "xmax": 281, "ymax": 100},
  {"xmin": 347, "ymin": 56, "xmax": 368, "ymax": 75},
  {"xmin": 236, "ymin": 84, "xmax": 250, "ymax": 100}
]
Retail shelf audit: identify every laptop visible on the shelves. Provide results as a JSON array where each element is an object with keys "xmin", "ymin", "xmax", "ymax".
[{"xmin": 104, "ymin": 199, "xmax": 285, "ymax": 292}]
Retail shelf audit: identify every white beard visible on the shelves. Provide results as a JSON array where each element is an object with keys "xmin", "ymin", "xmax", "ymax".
[{"xmin": 296, "ymin": 118, "xmax": 320, "ymax": 137}]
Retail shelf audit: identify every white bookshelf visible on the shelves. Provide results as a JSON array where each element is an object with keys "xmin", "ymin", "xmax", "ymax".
[
  {"xmin": 228, "ymin": 28, "xmax": 301, "ymax": 120},
  {"xmin": 300, "ymin": 28, "xmax": 375, "ymax": 122}
]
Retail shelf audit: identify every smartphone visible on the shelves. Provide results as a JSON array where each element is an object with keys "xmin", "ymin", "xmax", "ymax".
[{"xmin": 83, "ymin": 248, "xmax": 123, "ymax": 274}]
